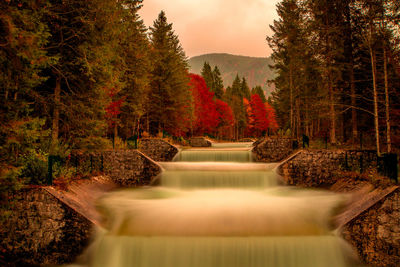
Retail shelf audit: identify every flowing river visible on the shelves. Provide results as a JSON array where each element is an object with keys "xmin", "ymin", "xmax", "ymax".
[{"xmin": 82, "ymin": 142, "xmax": 361, "ymax": 267}]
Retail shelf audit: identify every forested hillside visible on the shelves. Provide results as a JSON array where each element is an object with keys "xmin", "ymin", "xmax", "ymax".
[{"xmin": 189, "ymin": 53, "xmax": 276, "ymax": 95}]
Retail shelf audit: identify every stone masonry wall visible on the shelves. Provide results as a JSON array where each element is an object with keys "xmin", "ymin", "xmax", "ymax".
[
  {"xmin": 341, "ymin": 189, "xmax": 400, "ymax": 267},
  {"xmin": 277, "ymin": 149, "xmax": 398, "ymax": 267},
  {"xmin": 72, "ymin": 150, "xmax": 162, "ymax": 186},
  {"xmin": 1, "ymin": 150, "xmax": 163, "ymax": 266},
  {"xmin": 252, "ymin": 138, "xmax": 297, "ymax": 163},
  {"xmin": 102, "ymin": 150, "xmax": 161, "ymax": 186},
  {"xmin": 190, "ymin": 137, "xmax": 212, "ymax": 147},
  {"xmin": 0, "ymin": 188, "xmax": 92, "ymax": 266},
  {"xmin": 278, "ymin": 150, "xmax": 377, "ymax": 188},
  {"xmin": 139, "ymin": 138, "xmax": 179, "ymax": 161}
]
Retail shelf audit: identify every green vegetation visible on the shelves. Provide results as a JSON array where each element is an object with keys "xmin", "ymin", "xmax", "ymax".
[
  {"xmin": 268, "ymin": 0, "xmax": 400, "ymax": 155},
  {"xmin": 0, "ymin": 1, "xmax": 191, "ymax": 206}
]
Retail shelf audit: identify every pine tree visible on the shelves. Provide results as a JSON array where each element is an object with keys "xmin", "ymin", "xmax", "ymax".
[
  {"xmin": 117, "ymin": 0, "xmax": 151, "ymax": 140},
  {"xmin": 148, "ymin": 11, "xmax": 191, "ymax": 136},
  {"xmin": 212, "ymin": 66, "xmax": 224, "ymax": 99},
  {"xmin": 240, "ymin": 77, "xmax": 251, "ymax": 100},
  {"xmin": 201, "ymin": 62, "xmax": 214, "ymax": 92}
]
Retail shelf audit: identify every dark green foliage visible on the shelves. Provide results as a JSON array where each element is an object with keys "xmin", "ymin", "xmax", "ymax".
[
  {"xmin": 148, "ymin": 11, "xmax": 191, "ymax": 136},
  {"xmin": 241, "ymin": 77, "xmax": 251, "ymax": 100},
  {"xmin": 201, "ymin": 62, "xmax": 214, "ymax": 92},
  {"xmin": 212, "ymin": 66, "xmax": 224, "ymax": 99},
  {"xmin": 200, "ymin": 63, "xmax": 224, "ymax": 99},
  {"xmin": 267, "ymin": 0, "xmax": 400, "ymax": 150},
  {"xmin": 20, "ymin": 152, "xmax": 48, "ymax": 185}
]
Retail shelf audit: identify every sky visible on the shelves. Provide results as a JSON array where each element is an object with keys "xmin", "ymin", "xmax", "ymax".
[{"xmin": 138, "ymin": 0, "xmax": 280, "ymax": 58}]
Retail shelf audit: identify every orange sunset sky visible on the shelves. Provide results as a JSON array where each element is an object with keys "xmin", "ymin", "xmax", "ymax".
[{"xmin": 138, "ymin": 0, "xmax": 280, "ymax": 58}]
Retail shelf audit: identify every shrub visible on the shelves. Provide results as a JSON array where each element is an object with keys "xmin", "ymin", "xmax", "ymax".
[{"xmin": 20, "ymin": 151, "xmax": 48, "ymax": 185}]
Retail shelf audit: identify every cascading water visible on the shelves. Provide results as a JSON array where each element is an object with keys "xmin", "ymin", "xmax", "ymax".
[{"xmin": 84, "ymin": 144, "xmax": 361, "ymax": 267}]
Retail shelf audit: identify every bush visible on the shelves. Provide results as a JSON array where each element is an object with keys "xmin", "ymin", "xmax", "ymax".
[
  {"xmin": 20, "ymin": 151, "xmax": 48, "ymax": 185},
  {"xmin": 75, "ymin": 136, "xmax": 112, "ymax": 151}
]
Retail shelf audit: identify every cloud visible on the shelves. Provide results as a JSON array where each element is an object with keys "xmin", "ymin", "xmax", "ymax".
[{"xmin": 138, "ymin": 0, "xmax": 279, "ymax": 57}]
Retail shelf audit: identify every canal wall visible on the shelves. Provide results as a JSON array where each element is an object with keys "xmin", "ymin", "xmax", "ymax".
[
  {"xmin": 277, "ymin": 150, "xmax": 377, "ymax": 187},
  {"xmin": 277, "ymin": 149, "xmax": 399, "ymax": 267},
  {"xmin": 252, "ymin": 138, "xmax": 297, "ymax": 162},
  {"xmin": 1, "ymin": 146, "xmax": 169, "ymax": 266},
  {"xmin": 342, "ymin": 188, "xmax": 400, "ymax": 267},
  {"xmin": 190, "ymin": 137, "xmax": 212, "ymax": 147},
  {"xmin": 139, "ymin": 138, "xmax": 179, "ymax": 161},
  {"xmin": 0, "ymin": 187, "xmax": 92, "ymax": 266}
]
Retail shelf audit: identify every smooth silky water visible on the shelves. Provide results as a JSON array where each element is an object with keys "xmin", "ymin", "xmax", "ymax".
[{"xmin": 78, "ymin": 144, "xmax": 361, "ymax": 267}]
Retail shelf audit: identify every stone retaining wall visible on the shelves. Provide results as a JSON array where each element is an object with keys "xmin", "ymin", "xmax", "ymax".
[
  {"xmin": 0, "ymin": 188, "xmax": 92, "ymax": 266},
  {"xmin": 278, "ymin": 150, "xmax": 377, "ymax": 187},
  {"xmin": 102, "ymin": 150, "xmax": 161, "ymax": 186},
  {"xmin": 71, "ymin": 150, "xmax": 162, "ymax": 186},
  {"xmin": 139, "ymin": 138, "xmax": 179, "ymax": 161},
  {"xmin": 252, "ymin": 138, "xmax": 297, "ymax": 162},
  {"xmin": 277, "ymin": 149, "xmax": 399, "ymax": 267},
  {"xmin": 190, "ymin": 137, "xmax": 212, "ymax": 147},
  {"xmin": 1, "ymin": 150, "xmax": 163, "ymax": 266},
  {"xmin": 342, "ymin": 189, "xmax": 400, "ymax": 267}
]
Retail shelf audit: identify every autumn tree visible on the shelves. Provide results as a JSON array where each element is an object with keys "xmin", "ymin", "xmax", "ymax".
[
  {"xmin": 251, "ymin": 86, "xmax": 267, "ymax": 103},
  {"xmin": 189, "ymin": 74, "xmax": 219, "ymax": 136},
  {"xmin": 215, "ymin": 99, "xmax": 235, "ymax": 139}
]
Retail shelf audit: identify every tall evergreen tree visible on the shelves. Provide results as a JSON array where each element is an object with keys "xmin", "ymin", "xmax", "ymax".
[
  {"xmin": 201, "ymin": 62, "xmax": 214, "ymax": 91},
  {"xmin": 240, "ymin": 77, "xmax": 251, "ymax": 100},
  {"xmin": 212, "ymin": 66, "xmax": 224, "ymax": 99},
  {"xmin": 148, "ymin": 11, "xmax": 191, "ymax": 136}
]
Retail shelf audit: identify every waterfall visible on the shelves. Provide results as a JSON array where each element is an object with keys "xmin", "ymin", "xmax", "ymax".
[{"xmin": 84, "ymin": 143, "xmax": 360, "ymax": 267}]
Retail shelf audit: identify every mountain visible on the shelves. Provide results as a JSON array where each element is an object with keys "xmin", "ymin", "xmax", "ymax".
[{"xmin": 188, "ymin": 53, "xmax": 276, "ymax": 95}]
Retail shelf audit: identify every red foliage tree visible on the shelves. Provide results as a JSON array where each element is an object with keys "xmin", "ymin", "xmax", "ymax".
[
  {"xmin": 247, "ymin": 94, "xmax": 268, "ymax": 137},
  {"xmin": 105, "ymin": 87, "xmax": 125, "ymax": 128},
  {"xmin": 265, "ymin": 102, "xmax": 279, "ymax": 130},
  {"xmin": 189, "ymin": 74, "xmax": 219, "ymax": 136},
  {"xmin": 215, "ymin": 99, "xmax": 235, "ymax": 139}
]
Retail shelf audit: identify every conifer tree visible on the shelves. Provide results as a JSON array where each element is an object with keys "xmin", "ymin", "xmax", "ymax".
[
  {"xmin": 148, "ymin": 11, "xmax": 191, "ymax": 136},
  {"xmin": 201, "ymin": 62, "xmax": 214, "ymax": 92},
  {"xmin": 212, "ymin": 66, "xmax": 224, "ymax": 99},
  {"xmin": 240, "ymin": 77, "xmax": 251, "ymax": 100}
]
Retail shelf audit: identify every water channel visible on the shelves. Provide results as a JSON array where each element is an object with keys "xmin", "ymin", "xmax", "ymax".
[{"xmin": 82, "ymin": 142, "xmax": 361, "ymax": 267}]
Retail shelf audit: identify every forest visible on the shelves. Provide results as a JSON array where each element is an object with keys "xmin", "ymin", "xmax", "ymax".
[
  {"xmin": 268, "ymin": 0, "xmax": 400, "ymax": 154},
  {"xmin": 0, "ymin": 0, "xmax": 278, "ymax": 198}
]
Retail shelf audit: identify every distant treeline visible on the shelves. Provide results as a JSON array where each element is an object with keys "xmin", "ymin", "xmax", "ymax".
[{"xmin": 268, "ymin": 0, "xmax": 400, "ymax": 153}]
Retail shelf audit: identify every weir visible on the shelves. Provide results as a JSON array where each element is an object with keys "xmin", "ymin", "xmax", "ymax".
[{"xmin": 87, "ymin": 143, "xmax": 361, "ymax": 267}]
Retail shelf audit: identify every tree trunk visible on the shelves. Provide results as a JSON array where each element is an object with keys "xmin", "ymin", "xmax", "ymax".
[
  {"xmin": 289, "ymin": 65, "xmax": 294, "ymax": 137},
  {"xmin": 369, "ymin": 36, "xmax": 380, "ymax": 156},
  {"xmin": 51, "ymin": 76, "xmax": 61, "ymax": 146},
  {"xmin": 350, "ymin": 64, "xmax": 357, "ymax": 146},
  {"xmin": 383, "ymin": 47, "xmax": 391, "ymax": 153},
  {"xmin": 328, "ymin": 72, "xmax": 336, "ymax": 144},
  {"xmin": 296, "ymin": 97, "xmax": 300, "ymax": 141}
]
